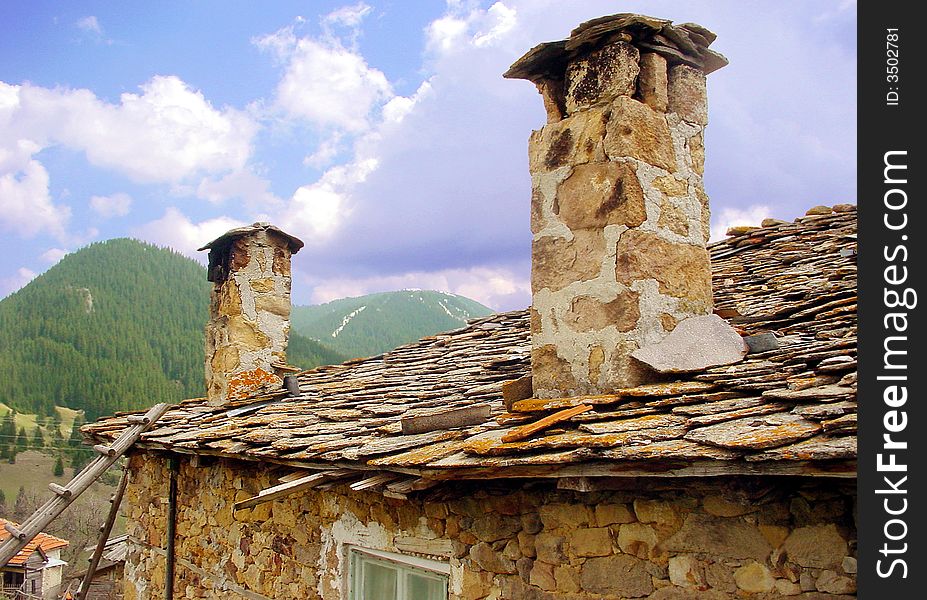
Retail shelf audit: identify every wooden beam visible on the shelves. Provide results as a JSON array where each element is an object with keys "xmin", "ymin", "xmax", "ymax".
[
  {"xmin": 78, "ymin": 468, "xmax": 129, "ymax": 599},
  {"xmin": 349, "ymin": 472, "xmax": 398, "ymax": 491},
  {"xmin": 93, "ymin": 444, "xmax": 116, "ymax": 457},
  {"xmin": 501, "ymin": 404, "xmax": 592, "ymax": 443},
  {"xmin": 400, "ymin": 405, "xmax": 491, "ymax": 435},
  {"xmin": 48, "ymin": 483, "xmax": 72, "ymax": 498},
  {"xmin": 3, "ymin": 522, "xmax": 25, "ymax": 540},
  {"xmin": 420, "ymin": 459, "xmax": 858, "ymax": 482},
  {"xmin": 233, "ymin": 469, "xmax": 355, "ymax": 512},
  {"xmin": 277, "ymin": 470, "xmax": 315, "ymax": 484}
]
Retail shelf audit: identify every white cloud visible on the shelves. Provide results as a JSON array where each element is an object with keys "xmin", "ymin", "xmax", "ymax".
[
  {"xmin": 425, "ymin": 1, "xmax": 518, "ymax": 53},
  {"xmin": 473, "ymin": 3, "xmax": 518, "ymax": 47},
  {"xmin": 195, "ymin": 169, "xmax": 285, "ymax": 211},
  {"xmin": 308, "ymin": 265, "xmax": 530, "ymax": 310},
  {"xmin": 255, "ymin": 29, "xmax": 392, "ymax": 132},
  {"xmin": 0, "ymin": 158, "xmax": 70, "ymax": 239},
  {"xmin": 1, "ymin": 76, "xmax": 256, "ymax": 184},
  {"xmin": 76, "ymin": 16, "xmax": 102, "ymax": 34},
  {"xmin": 134, "ymin": 208, "xmax": 245, "ymax": 260},
  {"xmin": 323, "ymin": 3, "xmax": 372, "ymax": 30},
  {"xmin": 0, "ymin": 267, "xmax": 37, "ymax": 297},
  {"xmin": 709, "ymin": 204, "xmax": 773, "ymax": 242},
  {"xmin": 303, "ymin": 134, "xmax": 343, "ymax": 168},
  {"xmin": 41, "ymin": 248, "xmax": 69, "ymax": 263},
  {"xmin": 283, "ymin": 158, "xmax": 378, "ymax": 240},
  {"xmin": 89, "ymin": 192, "xmax": 132, "ymax": 218}
]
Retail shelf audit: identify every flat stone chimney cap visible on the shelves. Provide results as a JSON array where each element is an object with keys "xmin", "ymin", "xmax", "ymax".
[
  {"xmin": 197, "ymin": 222, "xmax": 304, "ymax": 253},
  {"xmin": 504, "ymin": 13, "xmax": 727, "ymax": 82}
]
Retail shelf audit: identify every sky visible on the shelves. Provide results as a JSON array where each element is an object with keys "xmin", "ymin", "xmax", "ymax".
[{"xmin": 0, "ymin": 0, "xmax": 856, "ymax": 311}]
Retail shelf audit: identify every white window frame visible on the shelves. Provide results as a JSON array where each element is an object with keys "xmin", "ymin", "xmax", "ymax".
[{"xmin": 347, "ymin": 546, "xmax": 449, "ymax": 600}]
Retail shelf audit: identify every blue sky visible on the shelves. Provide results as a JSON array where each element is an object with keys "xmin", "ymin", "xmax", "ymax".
[{"xmin": 0, "ymin": 1, "xmax": 856, "ymax": 310}]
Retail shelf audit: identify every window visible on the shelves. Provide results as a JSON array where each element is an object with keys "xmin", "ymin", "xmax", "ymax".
[{"xmin": 348, "ymin": 548, "xmax": 448, "ymax": 600}]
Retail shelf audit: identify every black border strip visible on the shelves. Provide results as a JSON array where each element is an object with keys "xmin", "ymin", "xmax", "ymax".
[{"xmin": 858, "ymin": 3, "xmax": 924, "ymax": 595}]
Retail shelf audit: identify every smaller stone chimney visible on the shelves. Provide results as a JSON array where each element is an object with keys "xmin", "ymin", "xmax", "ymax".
[
  {"xmin": 200, "ymin": 223, "xmax": 303, "ymax": 406},
  {"xmin": 505, "ymin": 14, "xmax": 728, "ymax": 397}
]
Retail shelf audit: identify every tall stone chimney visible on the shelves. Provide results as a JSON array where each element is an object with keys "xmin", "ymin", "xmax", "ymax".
[
  {"xmin": 505, "ymin": 14, "xmax": 728, "ymax": 397},
  {"xmin": 199, "ymin": 223, "xmax": 304, "ymax": 406}
]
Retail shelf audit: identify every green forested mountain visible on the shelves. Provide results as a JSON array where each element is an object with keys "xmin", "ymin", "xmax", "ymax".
[
  {"xmin": 0, "ymin": 239, "xmax": 343, "ymax": 420},
  {"xmin": 291, "ymin": 290, "xmax": 494, "ymax": 359}
]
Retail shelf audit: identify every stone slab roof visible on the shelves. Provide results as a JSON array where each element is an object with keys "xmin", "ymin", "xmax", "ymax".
[
  {"xmin": 0, "ymin": 518, "xmax": 69, "ymax": 567},
  {"xmin": 85, "ymin": 207, "xmax": 857, "ymax": 481},
  {"xmin": 504, "ymin": 13, "xmax": 729, "ymax": 83}
]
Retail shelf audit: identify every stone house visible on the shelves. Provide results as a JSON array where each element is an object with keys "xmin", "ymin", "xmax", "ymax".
[
  {"xmin": 1, "ymin": 517, "xmax": 68, "ymax": 599},
  {"xmin": 84, "ymin": 13, "xmax": 857, "ymax": 600}
]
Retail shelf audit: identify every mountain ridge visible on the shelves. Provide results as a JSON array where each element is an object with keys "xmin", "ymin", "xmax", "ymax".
[{"xmin": 292, "ymin": 290, "xmax": 494, "ymax": 359}]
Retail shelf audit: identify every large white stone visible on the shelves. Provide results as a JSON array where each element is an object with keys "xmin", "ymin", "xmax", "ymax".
[{"xmin": 631, "ymin": 314, "xmax": 747, "ymax": 373}]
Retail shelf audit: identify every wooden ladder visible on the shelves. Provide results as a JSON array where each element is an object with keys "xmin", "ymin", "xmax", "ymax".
[{"xmin": 0, "ymin": 403, "xmax": 170, "ymax": 567}]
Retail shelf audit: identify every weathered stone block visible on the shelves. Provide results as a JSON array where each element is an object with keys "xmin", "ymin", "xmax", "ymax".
[
  {"xmin": 532, "ymin": 229, "xmax": 605, "ymax": 293},
  {"xmin": 531, "ymin": 344, "xmax": 577, "ymax": 398},
  {"xmin": 816, "ymin": 569, "xmax": 856, "ymax": 594},
  {"xmin": 617, "ymin": 522, "xmax": 658, "ymax": 559},
  {"xmin": 565, "ymin": 41, "xmax": 640, "ymax": 113},
  {"xmin": 615, "ymin": 230, "xmax": 712, "ymax": 306},
  {"xmin": 557, "ymin": 162, "xmax": 646, "ymax": 229},
  {"xmin": 469, "ymin": 542, "xmax": 516, "ymax": 574},
  {"xmin": 688, "ymin": 132, "xmax": 705, "ymax": 176},
  {"xmin": 637, "ymin": 52, "xmax": 668, "ymax": 112},
  {"xmin": 564, "ymin": 292, "xmax": 641, "ymax": 333},
  {"xmin": 539, "ymin": 502, "xmax": 591, "ymax": 529},
  {"xmin": 664, "ymin": 513, "xmax": 772, "ymax": 561},
  {"xmin": 570, "ymin": 527, "xmax": 613, "ymax": 557},
  {"xmin": 633, "ymin": 499, "xmax": 683, "ymax": 528},
  {"xmin": 668, "ymin": 64, "xmax": 708, "ymax": 125},
  {"xmin": 471, "ymin": 514, "xmax": 521, "ymax": 542},
  {"xmin": 658, "ymin": 197, "xmax": 692, "ymax": 237},
  {"xmin": 775, "ymin": 578, "xmax": 802, "ymax": 595},
  {"xmin": 534, "ymin": 78, "xmax": 567, "ymax": 123},
  {"xmin": 554, "ymin": 565, "xmax": 581, "ymax": 593},
  {"xmin": 529, "ymin": 560, "xmax": 557, "ymax": 590},
  {"xmin": 528, "ymin": 105, "xmax": 609, "ymax": 173},
  {"xmin": 595, "ymin": 503, "xmax": 636, "ymax": 526},
  {"xmin": 604, "ymin": 96, "xmax": 676, "ymax": 171},
  {"xmin": 255, "ymin": 293, "xmax": 290, "ymax": 318},
  {"xmin": 668, "ymin": 555, "xmax": 704, "ymax": 588},
  {"xmin": 734, "ymin": 561, "xmax": 775, "ymax": 593},
  {"xmin": 580, "ymin": 555, "xmax": 654, "ymax": 597},
  {"xmin": 534, "ymin": 533, "xmax": 568, "ymax": 564},
  {"xmin": 782, "ymin": 524, "xmax": 848, "ymax": 568},
  {"xmin": 631, "ymin": 314, "xmax": 747, "ymax": 374}
]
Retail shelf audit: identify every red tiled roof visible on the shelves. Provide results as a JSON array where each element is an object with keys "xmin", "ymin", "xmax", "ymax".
[{"xmin": 0, "ymin": 518, "xmax": 69, "ymax": 567}]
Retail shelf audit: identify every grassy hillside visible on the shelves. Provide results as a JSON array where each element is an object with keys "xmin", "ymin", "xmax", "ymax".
[{"xmin": 292, "ymin": 290, "xmax": 494, "ymax": 359}]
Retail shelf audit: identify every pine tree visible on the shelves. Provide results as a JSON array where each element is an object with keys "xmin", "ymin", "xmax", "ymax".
[
  {"xmin": 53, "ymin": 454, "xmax": 64, "ymax": 477},
  {"xmin": 15, "ymin": 426, "xmax": 28, "ymax": 451},
  {"xmin": 0, "ymin": 489, "xmax": 6, "ymax": 515},
  {"xmin": 31, "ymin": 426, "xmax": 45, "ymax": 449},
  {"xmin": 68, "ymin": 415, "xmax": 85, "ymax": 448}
]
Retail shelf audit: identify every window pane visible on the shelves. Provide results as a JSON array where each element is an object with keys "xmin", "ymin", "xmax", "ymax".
[
  {"xmin": 363, "ymin": 561, "xmax": 398, "ymax": 600},
  {"xmin": 406, "ymin": 572, "xmax": 446, "ymax": 600}
]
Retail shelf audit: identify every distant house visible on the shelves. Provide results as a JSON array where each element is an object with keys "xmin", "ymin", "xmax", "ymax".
[
  {"xmin": 0, "ymin": 518, "xmax": 68, "ymax": 600},
  {"xmin": 84, "ymin": 13, "xmax": 857, "ymax": 600}
]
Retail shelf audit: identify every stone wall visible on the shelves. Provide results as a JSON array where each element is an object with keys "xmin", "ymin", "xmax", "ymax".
[
  {"xmin": 528, "ymin": 41, "xmax": 717, "ymax": 396},
  {"xmin": 123, "ymin": 454, "xmax": 857, "ymax": 599},
  {"xmin": 203, "ymin": 226, "xmax": 297, "ymax": 406}
]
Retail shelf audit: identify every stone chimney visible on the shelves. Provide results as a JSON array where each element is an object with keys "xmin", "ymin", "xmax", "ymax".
[
  {"xmin": 505, "ymin": 14, "xmax": 728, "ymax": 397},
  {"xmin": 199, "ymin": 223, "xmax": 304, "ymax": 406}
]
